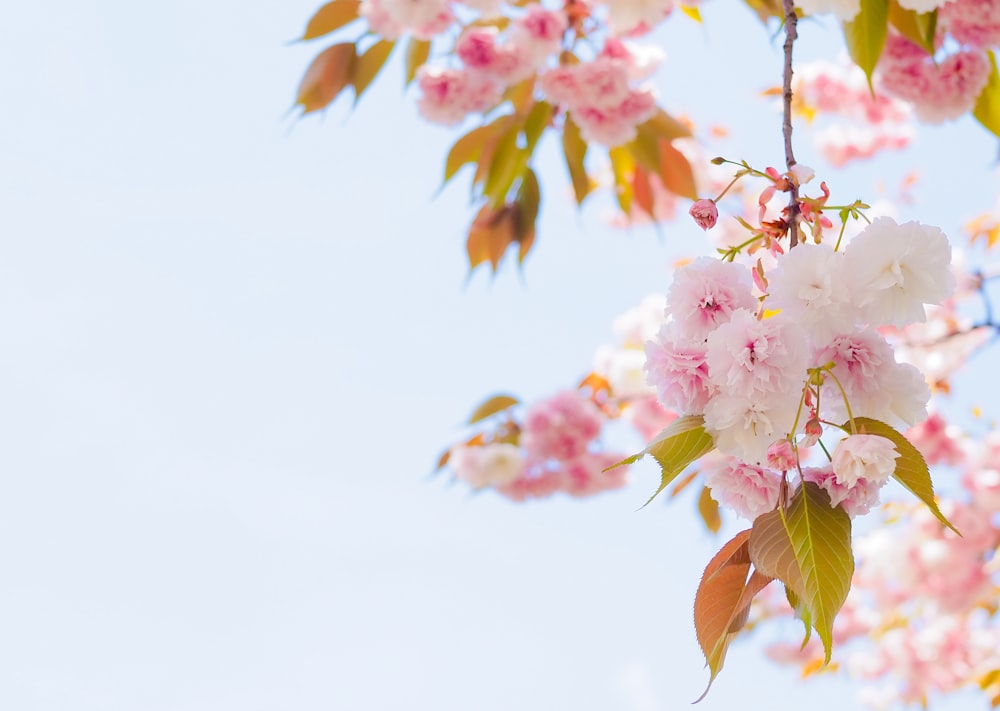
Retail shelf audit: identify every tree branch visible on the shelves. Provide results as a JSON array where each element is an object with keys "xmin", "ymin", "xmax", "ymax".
[{"xmin": 782, "ymin": 0, "xmax": 801, "ymax": 247}]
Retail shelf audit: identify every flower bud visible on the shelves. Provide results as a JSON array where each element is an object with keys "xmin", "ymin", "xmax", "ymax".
[{"xmin": 689, "ymin": 199, "xmax": 719, "ymax": 230}]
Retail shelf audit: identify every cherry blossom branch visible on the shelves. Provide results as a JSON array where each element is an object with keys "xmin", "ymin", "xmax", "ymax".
[{"xmin": 781, "ymin": 0, "xmax": 801, "ymax": 248}]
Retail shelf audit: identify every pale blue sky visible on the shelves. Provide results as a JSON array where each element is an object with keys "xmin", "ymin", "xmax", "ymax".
[{"xmin": 0, "ymin": 2, "xmax": 993, "ymax": 710}]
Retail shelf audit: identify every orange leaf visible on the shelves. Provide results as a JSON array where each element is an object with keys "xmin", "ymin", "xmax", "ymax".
[
  {"xmin": 694, "ymin": 531, "xmax": 773, "ymax": 700},
  {"xmin": 404, "ymin": 37, "xmax": 431, "ymax": 86},
  {"xmin": 467, "ymin": 204, "xmax": 516, "ymax": 272},
  {"xmin": 301, "ymin": 0, "xmax": 361, "ymax": 40},
  {"xmin": 296, "ymin": 43, "xmax": 356, "ymax": 114},
  {"xmin": 698, "ymin": 486, "xmax": 722, "ymax": 534},
  {"xmin": 468, "ymin": 394, "xmax": 520, "ymax": 423},
  {"xmin": 633, "ymin": 165, "xmax": 655, "ymax": 218},
  {"xmin": 668, "ymin": 469, "xmax": 699, "ymax": 499},
  {"xmin": 657, "ymin": 140, "xmax": 698, "ymax": 200}
]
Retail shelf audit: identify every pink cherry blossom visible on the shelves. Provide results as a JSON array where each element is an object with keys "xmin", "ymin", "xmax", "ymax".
[
  {"xmin": 665, "ymin": 257, "xmax": 758, "ymax": 341},
  {"xmin": 705, "ymin": 309, "xmax": 809, "ymax": 398},
  {"xmin": 802, "ymin": 465, "xmax": 884, "ymax": 517},
  {"xmin": 521, "ymin": 390, "xmax": 604, "ymax": 461},
  {"xmin": 704, "ymin": 457, "xmax": 782, "ymax": 519},
  {"xmin": 644, "ymin": 323, "xmax": 714, "ymax": 414},
  {"xmin": 940, "ymin": 0, "xmax": 1000, "ymax": 49},
  {"xmin": 416, "ymin": 67, "xmax": 502, "ymax": 125},
  {"xmin": 877, "ymin": 34, "xmax": 991, "ymax": 124},
  {"xmin": 361, "ymin": 0, "xmax": 454, "ymax": 39},
  {"xmin": 831, "ymin": 434, "xmax": 899, "ymax": 488},
  {"xmin": 766, "ymin": 439, "xmax": 796, "ymax": 472}
]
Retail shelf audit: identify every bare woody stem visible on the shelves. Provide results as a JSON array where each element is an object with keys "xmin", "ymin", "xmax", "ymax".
[{"xmin": 782, "ymin": 0, "xmax": 801, "ymax": 248}]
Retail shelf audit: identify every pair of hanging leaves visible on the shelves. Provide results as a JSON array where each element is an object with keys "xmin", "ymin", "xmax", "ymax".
[
  {"xmin": 444, "ymin": 96, "xmax": 549, "ymax": 272},
  {"xmin": 614, "ymin": 414, "xmax": 956, "ymax": 697},
  {"xmin": 607, "ymin": 111, "xmax": 698, "ymax": 219},
  {"xmin": 296, "ymin": 0, "xmax": 432, "ymax": 114},
  {"xmin": 694, "ymin": 483, "xmax": 852, "ymax": 700},
  {"xmin": 466, "ymin": 169, "xmax": 540, "ymax": 272}
]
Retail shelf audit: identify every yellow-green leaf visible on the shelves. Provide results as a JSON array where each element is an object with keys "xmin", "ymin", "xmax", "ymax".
[
  {"xmin": 404, "ymin": 37, "xmax": 432, "ymax": 86},
  {"xmin": 742, "ymin": 0, "xmax": 784, "ymax": 21},
  {"xmin": 609, "ymin": 145, "xmax": 635, "ymax": 216},
  {"xmin": 844, "ymin": 0, "xmax": 890, "ymax": 90},
  {"xmin": 887, "ymin": 2, "xmax": 936, "ymax": 54},
  {"xmin": 352, "ymin": 40, "xmax": 395, "ymax": 103},
  {"xmin": 562, "ymin": 115, "xmax": 591, "ymax": 205},
  {"xmin": 749, "ymin": 482, "xmax": 854, "ymax": 663},
  {"xmin": 638, "ymin": 110, "xmax": 692, "ymax": 142},
  {"xmin": 296, "ymin": 43, "xmax": 357, "ymax": 114},
  {"xmin": 609, "ymin": 415, "xmax": 715, "ymax": 507},
  {"xmin": 444, "ymin": 119, "xmax": 508, "ymax": 185},
  {"xmin": 468, "ymin": 394, "xmax": 519, "ymax": 424},
  {"xmin": 514, "ymin": 169, "xmax": 540, "ymax": 264},
  {"xmin": 483, "ymin": 127, "xmax": 527, "ymax": 205},
  {"xmin": 523, "ymin": 101, "xmax": 553, "ymax": 151},
  {"xmin": 301, "ymin": 0, "xmax": 362, "ymax": 40},
  {"xmin": 850, "ymin": 416, "xmax": 959, "ymax": 533},
  {"xmin": 680, "ymin": 5, "xmax": 702, "ymax": 22},
  {"xmin": 975, "ymin": 51, "xmax": 1000, "ymax": 140}
]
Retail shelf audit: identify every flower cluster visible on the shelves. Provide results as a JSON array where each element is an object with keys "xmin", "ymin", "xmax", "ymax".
[
  {"xmin": 416, "ymin": 3, "xmax": 568, "ymax": 125},
  {"xmin": 645, "ymin": 215, "xmax": 955, "ymax": 518},
  {"xmin": 876, "ymin": 33, "xmax": 991, "ymax": 125},
  {"xmin": 538, "ymin": 39, "xmax": 660, "ymax": 146},
  {"xmin": 448, "ymin": 389, "xmax": 631, "ymax": 500}
]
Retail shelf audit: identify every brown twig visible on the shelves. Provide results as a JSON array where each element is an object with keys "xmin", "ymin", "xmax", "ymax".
[{"xmin": 782, "ymin": 0, "xmax": 801, "ymax": 248}]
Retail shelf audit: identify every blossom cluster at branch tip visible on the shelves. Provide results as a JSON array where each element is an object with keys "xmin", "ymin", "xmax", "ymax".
[{"xmin": 645, "ymin": 213, "xmax": 954, "ymax": 518}]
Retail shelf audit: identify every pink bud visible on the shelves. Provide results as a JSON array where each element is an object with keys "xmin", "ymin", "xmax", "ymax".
[
  {"xmin": 803, "ymin": 418, "xmax": 823, "ymax": 447},
  {"xmin": 689, "ymin": 199, "xmax": 718, "ymax": 230},
  {"xmin": 767, "ymin": 439, "xmax": 796, "ymax": 471}
]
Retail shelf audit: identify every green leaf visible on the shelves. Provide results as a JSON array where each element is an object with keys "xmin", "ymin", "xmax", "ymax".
[
  {"xmin": 608, "ymin": 415, "xmax": 715, "ymax": 507},
  {"xmin": 887, "ymin": 2, "xmax": 936, "ymax": 54},
  {"xmin": 301, "ymin": 0, "xmax": 362, "ymax": 40},
  {"xmin": 850, "ymin": 417, "xmax": 959, "ymax": 533},
  {"xmin": 693, "ymin": 530, "xmax": 773, "ymax": 701},
  {"xmin": 468, "ymin": 394, "xmax": 519, "ymax": 424},
  {"xmin": 749, "ymin": 482, "xmax": 854, "ymax": 663},
  {"xmin": 561, "ymin": 115, "xmax": 591, "ymax": 205},
  {"xmin": 352, "ymin": 40, "xmax": 395, "ymax": 103},
  {"xmin": 404, "ymin": 37, "xmax": 431, "ymax": 86},
  {"xmin": 844, "ymin": 0, "xmax": 890, "ymax": 91},
  {"xmin": 974, "ymin": 51, "xmax": 1000, "ymax": 140}
]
